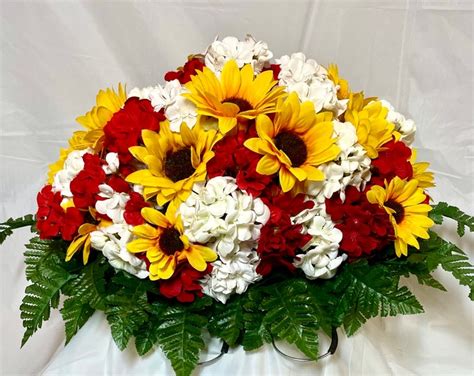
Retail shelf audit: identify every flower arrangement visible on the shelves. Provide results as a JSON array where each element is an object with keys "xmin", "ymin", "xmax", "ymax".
[{"xmin": 1, "ymin": 35, "xmax": 473, "ymax": 376}]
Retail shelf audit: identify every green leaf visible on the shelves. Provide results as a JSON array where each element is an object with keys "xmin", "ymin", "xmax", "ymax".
[
  {"xmin": 24, "ymin": 237, "xmax": 66, "ymax": 282},
  {"xmin": 306, "ymin": 282, "xmax": 342, "ymax": 334},
  {"xmin": 242, "ymin": 311, "xmax": 271, "ymax": 351},
  {"xmin": 0, "ymin": 214, "xmax": 36, "ymax": 244},
  {"xmin": 111, "ymin": 270, "xmax": 156, "ymax": 292},
  {"xmin": 208, "ymin": 296, "xmax": 243, "ymax": 346},
  {"xmin": 134, "ymin": 301, "xmax": 167, "ymax": 356},
  {"xmin": 156, "ymin": 306, "xmax": 207, "ymax": 376},
  {"xmin": 20, "ymin": 269, "xmax": 72, "ymax": 347},
  {"xmin": 430, "ymin": 202, "xmax": 474, "ymax": 237},
  {"xmin": 419, "ymin": 232, "xmax": 474, "ymax": 299},
  {"xmin": 134, "ymin": 315, "xmax": 162, "ymax": 356},
  {"xmin": 60, "ymin": 297, "xmax": 95, "ymax": 344},
  {"xmin": 334, "ymin": 262, "xmax": 424, "ymax": 336},
  {"xmin": 262, "ymin": 280, "xmax": 320, "ymax": 360},
  {"xmin": 241, "ymin": 288, "xmax": 271, "ymax": 351},
  {"xmin": 439, "ymin": 253, "xmax": 474, "ymax": 300},
  {"xmin": 106, "ymin": 289, "xmax": 149, "ymax": 351},
  {"xmin": 415, "ymin": 273, "xmax": 447, "ymax": 291},
  {"xmin": 62, "ymin": 260, "xmax": 108, "ymax": 310}
]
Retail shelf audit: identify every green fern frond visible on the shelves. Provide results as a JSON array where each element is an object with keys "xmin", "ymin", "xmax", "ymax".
[
  {"xmin": 430, "ymin": 202, "xmax": 474, "ymax": 236},
  {"xmin": 0, "ymin": 214, "xmax": 36, "ymax": 244},
  {"xmin": 106, "ymin": 291, "xmax": 149, "ymax": 351},
  {"xmin": 208, "ymin": 295, "xmax": 244, "ymax": 346},
  {"xmin": 156, "ymin": 306, "xmax": 207, "ymax": 376},
  {"xmin": 24, "ymin": 237, "xmax": 66, "ymax": 281},
  {"xmin": 262, "ymin": 280, "xmax": 320, "ymax": 360},
  {"xmin": 62, "ymin": 260, "xmax": 108, "ymax": 310},
  {"xmin": 60, "ymin": 297, "xmax": 95, "ymax": 344},
  {"xmin": 334, "ymin": 263, "xmax": 424, "ymax": 336},
  {"xmin": 20, "ymin": 270, "xmax": 72, "ymax": 347}
]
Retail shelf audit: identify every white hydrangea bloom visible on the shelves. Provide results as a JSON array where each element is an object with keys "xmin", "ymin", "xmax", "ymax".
[
  {"xmin": 179, "ymin": 176, "xmax": 270, "ymax": 256},
  {"xmin": 294, "ymin": 243, "xmax": 347, "ymax": 280},
  {"xmin": 52, "ymin": 148, "xmax": 92, "ymax": 197},
  {"xmin": 276, "ymin": 53, "xmax": 346, "ymax": 115},
  {"xmin": 292, "ymin": 201, "xmax": 346, "ymax": 280},
  {"xmin": 90, "ymin": 224, "xmax": 149, "ymax": 279},
  {"xmin": 102, "ymin": 152, "xmax": 120, "ymax": 174},
  {"xmin": 380, "ymin": 99, "xmax": 416, "ymax": 145},
  {"xmin": 204, "ymin": 35, "xmax": 273, "ymax": 74},
  {"xmin": 305, "ymin": 121, "xmax": 371, "ymax": 203},
  {"xmin": 179, "ymin": 176, "xmax": 270, "ymax": 303},
  {"xmin": 128, "ymin": 80, "xmax": 197, "ymax": 132},
  {"xmin": 95, "ymin": 184, "xmax": 130, "ymax": 224},
  {"xmin": 201, "ymin": 247, "xmax": 261, "ymax": 304}
]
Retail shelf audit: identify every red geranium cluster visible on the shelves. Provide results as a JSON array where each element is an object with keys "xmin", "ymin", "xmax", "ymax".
[
  {"xmin": 164, "ymin": 57, "xmax": 205, "ymax": 84},
  {"xmin": 36, "ymin": 185, "xmax": 83, "ymax": 241},
  {"xmin": 123, "ymin": 192, "xmax": 149, "ymax": 226},
  {"xmin": 325, "ymin": 186, "xmax": 393, "ymax": 259},
  {"xmin": 103, "ymin": 97, "xmax": 164, "ymax": 172},
  {"xmin": 159, "ymin": 264, "xmax": 212, "ymax": 303},
  {"xmin": 370, "ymin": 140, "xmax": 413, "ymax": 187},
  {"xmin": 256, "ymin": 187, "xmax": 314, "ymax": 275},
  {"xmin": 70, "ymin": 154, "xmax": 106, "ymax": 209},
  {"xmin": 207, "ymin": 129, "xmax": 272, "ymax": 197}
]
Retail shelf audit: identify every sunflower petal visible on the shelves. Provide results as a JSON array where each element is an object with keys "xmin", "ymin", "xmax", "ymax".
[
  {"xmin": 256, "ymin": 155, "xmax": 280, "ymax": 175},
  {"xmin": 141, "ymin": 207, "xmax": 170, "ymax": 227}
]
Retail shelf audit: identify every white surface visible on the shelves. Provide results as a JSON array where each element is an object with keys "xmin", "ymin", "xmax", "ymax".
[{"xmin": 1, "ymin": 0, "xmax": 473, "ymax": 375}]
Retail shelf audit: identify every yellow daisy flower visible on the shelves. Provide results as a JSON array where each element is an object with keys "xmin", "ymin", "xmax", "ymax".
[
  {"xmin": 244, "ymin": 93, "xmax": 341, "ymax": 193},
  {"xmin": 366, "ymin": 177, "xmax": 434, "ymax": 257},
  {"xmin": 126, "ymin": 121, "xmax": 221, "ymax": 207},
  {"xmin": 47, "ymin": 147, "xmax": 72, "ymax": 184},
  {"xmin": 66, "ymin": 220, "xmax": 111, "ymax": 265},
  {"xmin": 183, "ymin": 59, "xmax": 286, "ymax": 134},
  {"xmin": 127, "ymin": 206, "xmax": 217, "ymax": 280},
  {"xmin": 327, "ymin": 64, "xmax": 350, "ymax": 100},
  {"xmin": 410, "ymin": 149, "xmax": 435, "ymax": 188},
  {"xmin": 70, "ymin": 83, "xmax": 127, "ymax": 152},
  {"xmin": 345, "ymin": 92, "xmax": 395, "ymax": 159}
]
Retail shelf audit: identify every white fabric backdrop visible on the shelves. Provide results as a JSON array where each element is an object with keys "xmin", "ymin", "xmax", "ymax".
[{"xmin": 1, "ymin": 0, "xmax": 473, "ymax": 375}]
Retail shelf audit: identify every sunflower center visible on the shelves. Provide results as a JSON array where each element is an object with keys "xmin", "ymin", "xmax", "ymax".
[
  {"xmin": 385, "ymin": 200, "xmax": 405, "ymax": 223},
  {"xmin": 223, "ymin": 97, "xmax": 253, "ymax": 112},
  {"xmin": 164, "ymin": 148, "xmax": 195, "ymax": 182},
  {"xmin": 159, "ymin": 228, "xmax": 184, "ymax": 255},
  {"xmin": 274, "ymin": 132, "xmax": 308, "ymax": 167}
]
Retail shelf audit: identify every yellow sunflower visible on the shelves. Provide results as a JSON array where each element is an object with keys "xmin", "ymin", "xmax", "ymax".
[
  {"xmin": 410, "ymin": 149, "xmax": 435, "ymax": 188},
  {"xmin": 183, "ymin": 59, "xmax": 286, "ymax": 134},
  {"xmin": 127, "ymin": 206, "xmax": 216, "ymax": 280},
  {"xmin": 345, "ymin": 92, "xmax": 396, "ymax": 159},
  {"xmin": 244, "ymin": 93, "xmax": 341, "ymax": 193},
  {"xmin": 126, "ymin": 121, "xmax": 221, "ymax": 207},
  {"xmin": 367, "ymin": 177, "xmax": 434, "ymax": 257},
  {"xmin": 327, "ymin": 64, "xmax": 350, "ymax": 100},
  {"xmin": 70, "ymin": 83, "xmax": 127, "ymax": 151}
]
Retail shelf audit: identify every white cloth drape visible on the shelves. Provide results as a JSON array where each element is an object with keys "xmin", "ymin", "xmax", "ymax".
[{"xmin": 1, "ymin": 1, "xmax": 473, "ymax": 375}]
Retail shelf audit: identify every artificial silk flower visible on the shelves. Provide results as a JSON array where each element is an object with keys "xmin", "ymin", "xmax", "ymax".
[
  {"xmin": 125, "ymin": 121, "xmax": 221, "ymax": 208},
  {"xmin": 327, "ymin": 63, "xmax": 350, "ymax": 100},
  {"xmin": 204, "ymin": 35, "xmax": 273, "ymax": 74},
  {"xmin": 277, "ymin": 53, "xmax": 346, "ymax": 115},
  {"xmin": 183, "ymin": 59, "xmax": 285, "ymax": 134},
  {"xmin": 127, "ymin": 206, "xmax": 217, "ymax": 280},
  {"xmin": 366, "ymin": 177, "xmax": 434, "ymax": 257},
  {"xmin": 380, "ymin": 99, "xmax": 417, "ymax": 145},
  {"xmin": 345, "ymin": 92, "xmax": 396, "ymax": 159},
  {"xmin": 244, "ymin": 93, "xmax": 340, "ymax": 192},
  {"xmin": 410, "ymin": 149, "xmax": 435, "ymax": 188},
  {"xmin": 71, "ymin": 83, "xmax": 127, "ymax": 152}
]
